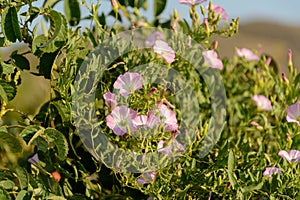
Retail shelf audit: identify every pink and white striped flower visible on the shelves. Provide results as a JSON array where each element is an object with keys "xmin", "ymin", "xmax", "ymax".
[
  {"xmin": 103, "ymin": 92, "xmax": 117, "ymax": 109},
  {"xmin": 137, "ymin": 171, "xmax": 157, "ymax": 185},
  {"xmin": 145, "ymin": 32, "xmax": 164, "ymax": 47},
  {"xmin": 263, "ymin": 167, "xmax": 281, "ymax": 178},
  {"xmin": 113, "ymin": 72, "xmax": 143, "ymax": 97},
  {"xmin": 236, "ymin": 48, "xmax": 260, "ymax": 61},
  {"xmin": 202, "ymin": 50, "xmax": 223, "ymax": 70},
  {"xmin": 106, "ymin": 106, "xmax": 138, "ymax": 136},
  {"xmin": 286, "ymin": 102, "xmax": 300, "ymax": 126},
  {"xmin": 153, "ymin": 40, "xmax": 175, "ymax": 64},
  {"xmin": 252, "ymin": 95, "xmax": 272, "ymax": 111},
  {"xmin": 278, "ymin": 150, "xmax": 300, "ymax": 163}
]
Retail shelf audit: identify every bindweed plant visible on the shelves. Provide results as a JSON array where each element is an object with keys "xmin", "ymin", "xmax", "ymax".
[{"xmin": 0, "ymin": 0, "xmax": 299, "ymax": 199}]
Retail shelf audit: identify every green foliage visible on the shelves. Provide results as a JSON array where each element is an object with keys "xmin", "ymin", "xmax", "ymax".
[
  {"xmin": 64, "ymin": 0, "xmax": 81, "ymax": 26},
  {"xmin": 0, "ymin": 0, "xmax": 299, "ymax": 199},
  {"xmin": 154, "ymin": 0, "xmax": 167, "ymax": 17},
  {"xmin": 1, "ymin": 6, "xmax": 22, "ymax": 43}
]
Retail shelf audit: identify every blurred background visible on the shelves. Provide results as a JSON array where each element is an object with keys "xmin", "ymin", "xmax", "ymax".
[{"xmin": 1, "ymin": 0, "xmax": 299, "ymax": 117}]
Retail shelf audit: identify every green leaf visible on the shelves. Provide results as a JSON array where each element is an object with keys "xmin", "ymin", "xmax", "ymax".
[
  {"xmin": 154, "ymin": 0, "xmax": 167, "ymax": 17},
  {"xmin": 36, "ymin": 51, "xmax": 59, "ymax": 79},
  {"xmin": 227, "ymin": 150, "xmax": 238, "ymax": 189},
  {"xmin": 0, "ymin": 84, "xmax": 8, "ymax": 103},
  {"xmin": 118, "ymin": 0, "xmax": 146, "ymax": 8},
  {"xmin": 241, "ymin": 181, "xmax": 264, "ymax": 194},
  {"xmin": 0, "ymin": 37, "xmax": 4, "ymax": 47},
  {"xmin": 10, "ymin": 53, "xmax": 30, "ymax": 70},
  {"xmin": 51, "ymin": 100, "xmax": 71, "ymax": 125},
  {"xmin": 0, "ymin": 131, "xmax": 23, "ymax": 153},
  {"xmin": 64, "ymin": 0, "xmax": 81, "ymax": 26},
  {"xmin": 0, "ymin": 187, "xmax": 11, "ymax": 200},
  {"xmin": 1, "ymin": 62, "xmax": 15, "ymax": 74},
  {"xmin": 291, "ymin": 134, "xmax": 300, "ymax": 149},
  {"xmin": 32, "ymin": 10, "xmax": 67, "ymax": 53},
  {"xmin": 294, "ymin": 73, "xmax": 300, "ymax": 86},
  {"xmin": 15, "ymin": 167, "xmax": 28, "ymax": 190},
  {"xmin": 16, "ymin": 190, "xmax": 32, "ymax": 200},
  {"xmin": 28, "ymin": 6, "xmax": 40, "ymax": 23},
  {"xmin": 0, "ymin": 180, "xmax": 15, "ymax": 190},
  {"xmin": 46, "ymin": 196, "xmax": 67, "ymax": 200},
  {"xmin": 43, "ymin": 0, "xmax": 61, "ymax": 8},
  {"xmin": 0, "ymin": 80, "xmax": 17, "ymax": 101},
  {"xmin": 44, "ymin": 128, "xmax": 69, "ymax": 161},
  {"xmin": 19, "ymin": 125, "xmax": 43, "ymax": 144},
  {"xmin": 1, "ymin": 6, "xmax": 22, "ymax": 42},
  {"xmin": 228, "ymin": 171, "xmax": 238, "ymax": 189},
  {"xmin": 228, "ymin": 150, "xmax": 235, "ymax": 172},
  {"xmin": 0, "ymin": 169, "xmax": 14, "ymax": 181}
]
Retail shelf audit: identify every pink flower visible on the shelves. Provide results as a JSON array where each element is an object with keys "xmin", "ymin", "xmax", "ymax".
[
  {"xmin": 179, "ymin": 0, "xmax": 207, "ymax": 6},
  {"xmin": 133, "ymin": 111, "xmax": 160, "ymax": 129},
  {"xmin": 286, "ymin": 103, "xmax": 300, "ymax": 126},
  {"xmin": 252, "ymin": 95, "xmax": 272, "ymax": 111},
  {"xmin": 103, "ymin": 92, "xmax": 117, "ymax": 109},
  {"xmin": 137, "ymin": 171, "xmax": 157, "ymax": 185},
  {"xmin": 158, "ymin": 104, "xmax": 178, "ymax": 132},
  {"xmin": 157, "ymin": 139, "xmax": 185, "ymax": 156},
  {"xmin": 153, "ymin": 40, "xmax": 175, "ymax": 64},
  {"xmin": 263, "ymin": 167, "xmax": 281, "ymax": 178},
  {"xmin": 113, "ymin": 72, "xmax": 143, "ymax": 97},
  {"xmin": 278, "ymin": 150, "xmax": 300, "ymax": 163},
  {"xmin": 236, "ymin": 48, "xmax": 260, "ymax": 61},
  {"xmin": 106, "ymin": 106, "xmax": 138, "ymax": 136},
  {"xmin": 202, "ymin": 50, "xmax": 223, "ymax": 70},
  {"xmin": 145, "ymin": 32, "xmax": 164, "ymax": 47},
  {"xmin": 206, "ymin": 4, "xmax": 229, "ymax": 20}
]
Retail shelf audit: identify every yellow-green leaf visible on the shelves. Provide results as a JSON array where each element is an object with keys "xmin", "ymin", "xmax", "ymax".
[
  {"xmin": 1, "ymin": 6, "xmax": 22, "ymax": 42},
  {"xmin": 64, "ymin": 0, "xmax": 81, "ymax": 26}
]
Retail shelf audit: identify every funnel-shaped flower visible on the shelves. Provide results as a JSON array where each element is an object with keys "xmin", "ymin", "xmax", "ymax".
[
  {"xmin": 103, "ymin": 92, "xmax": 117, "ymax": 109},
  {"xmin": 278, "ymin": 150, "xmax": 300, "ymax": 163},
  {"xmin": 153, "ymin": 40, "xmax": 175, "ymax": 64},
  {"xmin": 106, "ymin": 106, "xmax": 138, "ymax": 136},
  {"xmin": 158, "ymin": 104, "xmax": 178, "ymax": 132},
  {"xmin": 286, "ymin": 103, "xmax": 300, "ymax": 126},
  {"xmin": 137, "ymin": 171, "xmax": 157, "ymax": 185},
  {"xmin": 133, "ymin": 111, "xmax": 160, "ymax": 129},
  {"xmin": 157, "ymin": 139, "xmax": 185, "ymax": 156},
  {"xmin": 236, "ymin": 48, "xmax": 259, "ymax": 61},
  {"xmin": 145, "ymin": 32, "xmax": 164, "ymax": 47},
  {"xmin": 202, "ymin": 50, "xmax": 223, "ymax": 70},
  {"xmin": 113, "ymin": 72, "xmax": 143, "ymax": 97},
  {"xmin": 252, "ymin": 95, "xmax": 272, "ymax": 111},
  {"xmin": 263, "ymin": 167, "xmax": 281, "ymax": 178},
  {"xmin": 28, "ymin": 153, "xmax": 39, "ymax": 165},
  {"xmin": 179, "ymin": 0, "xmax": 206, "ymax": 6}
]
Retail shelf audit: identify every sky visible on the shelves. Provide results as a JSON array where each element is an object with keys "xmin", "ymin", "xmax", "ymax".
[
  {"xmin": 155, "ymin": 0, "xmax": 300, "ymax": 26},
  {"xmin": 92, "ymin": 0, "xmax": 300, "ymax": 26},
  {"xmin": 36, "ymin": 0, "xmax": 300, "ymax": 27}
]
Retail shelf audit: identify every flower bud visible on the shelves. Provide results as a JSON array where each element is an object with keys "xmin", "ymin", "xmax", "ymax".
[
  {"xmin": 281, "ymin": 72, "xmax": 289, "ymax": 84},
  {"xmin": 288, "ymin": 49, "xmax": 293, "ymax": 72},
  {"xmin": 111, "ymin": 0, "xmax": 118, "ymax": 12}
]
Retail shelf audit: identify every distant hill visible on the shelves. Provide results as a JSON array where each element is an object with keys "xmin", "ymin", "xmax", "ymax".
[{"xmin": 216, "ymin": 21, "xmax": 300, "ymax": 73}]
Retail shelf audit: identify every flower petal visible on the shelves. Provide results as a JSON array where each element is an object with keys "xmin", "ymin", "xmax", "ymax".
[
  {"xmin": 113, "ymin": 72, "xmax": 143, "ymax": 97},
  {"xmin": 236, "ymin": 48, "xmax": 260, "ymax": 61},
  {"xmin": 153, "ymin": 40, "xmax": 175, "ymax": 64},
  {"xmin": 202, "ymin": 50, "xmax": 223, "ymax": 70}
]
